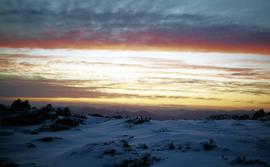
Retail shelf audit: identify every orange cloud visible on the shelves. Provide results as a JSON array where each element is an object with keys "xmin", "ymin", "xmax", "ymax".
[{"xmin": 0, "ymin": 35, "xmax": 270, "ymax": 55}]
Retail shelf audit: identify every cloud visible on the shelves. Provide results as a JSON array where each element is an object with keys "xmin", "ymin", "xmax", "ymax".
[
  {"xmin": 0, "ymin": 77, "xmax": 226, "ymax": 101},
  {"xmin": 1, "ymin": 50, "xmax": 270, "ymax": 111},
  {"xmin": 0, "ymin": 0, "xmax": 270, "ymax": 54}
]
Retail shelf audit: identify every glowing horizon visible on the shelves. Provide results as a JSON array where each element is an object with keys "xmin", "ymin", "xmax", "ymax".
[{"xmin": 1, "ymin": 48, "xmax": 270, "ymax": 110}]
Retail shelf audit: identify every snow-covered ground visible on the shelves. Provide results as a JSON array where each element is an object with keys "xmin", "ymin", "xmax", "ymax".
[{"xmin": 1, "ymin": 116, "xmax": 270, "ymax": 167}]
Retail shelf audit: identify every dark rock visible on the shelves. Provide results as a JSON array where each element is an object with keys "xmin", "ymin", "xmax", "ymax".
[
  {"xmin": 208, "ymin": 113, "xmax": 251, "ymax": 120},
  {"xmin": 89, "ymin": 113, "xmax": 104, "ymax": 117},
  {"xmin": 207, "ymin": 114, "xmax": 233, "ymax": 120},
  {"xmin": 0, "ymin": 104, "xmax": 6, "ymax": 113},
  {"xmin": 22, "ymin": 100, "xmax": 31, "ymax": 110},
  {"xmin": 185, "ymin": 146, "xmax": 190, "ymax": 150},
  {"xmin": 1, "ymin": 106, "xmax": 64, "ymax": 125},
  {"xmin": 209, "ymin": 138, "xmax": 214, "ymax": 144},
  {"xmin": 1, "ymin": 102, "xmax": 59, "ymax": 125},
  {"xmin": 232, "ymin": 115, "xmax": 240, "ymax": 120},
  {"xmin": 253, "ymin": 109, "xmax": 266, "ymax": 120},
  {"xmin": 45, "ymin": 104, "xmax": 54, "ymax": 111},
  {"xmin": 122, "ymin": 140, "xmax": 130, "ymax": 148},
  {"xmin": 203, "ymin": 143, "xmax": 216, "ymax": 150},
  {"xmin": 27, "ymin": 143, "xmax": 36, "ymax": 148},
  {"xmin": 38, "ymin": 137, "xmax": 54, "ymax": 142},
  {"xmin": 43, "ymin": 111, "xmax": 58, "ymax": 120},
  {"xmin": 230, "ymin": 156, "xmax": 268, "ymax": 166},
  {"xmin": 49, "ymin": 123, "xmax": 71, "ymax": 132},
  {"xmin": 103, "ymin": 149, "xmax": 116, "ymax": 156},
  {"xmin": 113, "ymin": 115, "xmax": 123, "ymax": 119},
  {"xmin": 11, "ymin": 99, "xmax": 31, "ymax": 111},
  {"xmin": 73, "ymin": 115, "xmax": 87, "ymax": 119},
  {"xmin": 1, "ymin": 111, "xmax": 44, "ymax": 126},
  {"xmin": 254, "ymin": 159, "xmax": 268, "ymax": 165},
  {"xmin": 230, "ymin": 156, "xmax": 243, "ymax": 164},
  {"xmin": 168, "ymin": 142, "xmax": 175, "ymax": 150},
  {"xmin": 56, "ymin": 107, "xmax": 71, "ymax": 116},
  {"xmin": 114, "ymin": 153, "xmax": 160, "ymax": 167},
  {"xmin": 31, "ymin": 130, "xmax": 39, "ymax": 135},
  {"xmin": 258, "ymin": 115, "xmax": 270, "ymax": 121},
  {"xmin": 239, "ymin": 114, "xmax": 250, "ymax": 120},
  {"xmin": 15, "ymin": 112, "xmax": 43, "ymax": 125},
  {"xmin": 37, "ymin": 116, "xmax": 83, "ymax": 132},
  {"xmin": 55, "ymin": 118, "xmax": 79, "ymax": 127},
  {"xmin": 140, "ymin": 144, "xmax": 148, "ymax": 149},
  {"xmin": 221, "ymin": 155, "xmax": 228, "ymax": 161},
  {"xmin": 203, "ymin": 139, "xmax": 217, "ymax": 151},
  {"xmin": 0, "ymin": 100, "xmax": 86, "ymax": 130},
  {"xmin": 126, "ymin": 116, "xmax": 151, "ymax": 125},
  {"xmin": 38, "ymin": 104, "xmax": 54, "ymax": 113},
  {"xmin": 41, "ymin": 117, "xmax": 81, "ymax": 132}
]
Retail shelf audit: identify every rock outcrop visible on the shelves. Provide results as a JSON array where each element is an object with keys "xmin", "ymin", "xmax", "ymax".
[
  {"xmin": 11, "ymin": 99, "xmax": 31, "ymax": 111},
  {"xmin": 207, "ymin": 109, "xmax": 269, "ymax": 121},
  {"xmin": 0, "ymin": 99, "xmax": 86, "ymax": 130}
]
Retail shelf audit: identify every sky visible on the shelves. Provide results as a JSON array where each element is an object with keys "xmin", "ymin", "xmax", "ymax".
[{"xmin": 0, "ymin": 0, "xmax": 270, "ymax": 111}]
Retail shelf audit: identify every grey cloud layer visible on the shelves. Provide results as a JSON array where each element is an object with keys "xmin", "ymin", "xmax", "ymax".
[{"xmin": 0, "ymin": 0, "xmax": 270, "ymax": 43}]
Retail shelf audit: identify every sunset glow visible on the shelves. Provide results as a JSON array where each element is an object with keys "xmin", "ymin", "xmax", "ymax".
[
  {"xmin": 1, "ymin": 48, "xmax": 270, "ymax": 110},
  {"xmin": 0, "ymin": 0, "xmax": 270, "ymax": 111}
]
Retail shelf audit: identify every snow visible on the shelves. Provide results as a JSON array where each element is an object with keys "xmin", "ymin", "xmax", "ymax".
[{"xmin": 1, "ymin": 116, "xmax": 270, "ymax": 167}]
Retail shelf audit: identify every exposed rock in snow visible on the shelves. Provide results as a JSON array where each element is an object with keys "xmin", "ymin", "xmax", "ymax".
[{"xmin": 1, "ymin": 116, "xmax": 270, "ymax": 167}]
